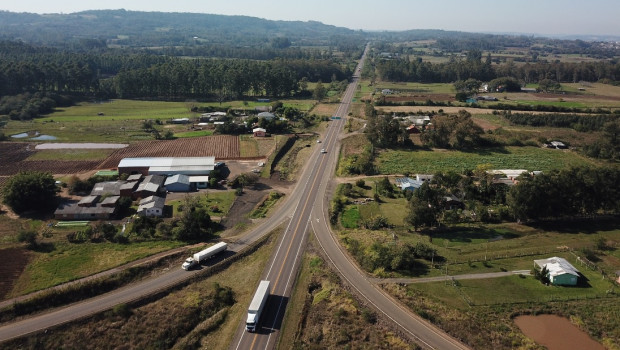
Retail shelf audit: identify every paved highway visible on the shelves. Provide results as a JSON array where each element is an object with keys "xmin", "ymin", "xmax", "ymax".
[{"xmin": 232, "ymin": 81, "xmax": 350, "ymax": 350}]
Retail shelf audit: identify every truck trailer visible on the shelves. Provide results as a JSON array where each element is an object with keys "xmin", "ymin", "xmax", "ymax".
[
  {"xmin": 246, "ymin": 280, "xmax": 270, "ymax": 332},
  {"xmin": 182, "ymin": 242, "xmax": 227, "ymax": 270}
]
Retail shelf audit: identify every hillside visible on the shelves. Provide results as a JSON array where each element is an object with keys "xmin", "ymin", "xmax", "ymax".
[{"xmin": 0, "ymin": 9, "xmax": 362, "ymax": 48}]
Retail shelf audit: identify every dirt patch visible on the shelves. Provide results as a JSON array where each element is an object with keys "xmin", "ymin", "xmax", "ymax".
[
  {"xmin": 0, "ymin": 248, "xmax": 30, "ymax": 299},
  {"xmin": 514, "ymin": 314, "xmax": 605, "ymax": 350},
  {"xmin": 219, "ymin": 177, "xmax": 293, "ymax": 232},
  {"xmin": 471, "ymin": 117, "xmax": 500, "ymax": 131}
]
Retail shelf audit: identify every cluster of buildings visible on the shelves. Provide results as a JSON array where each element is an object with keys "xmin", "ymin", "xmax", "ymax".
[{"xmin": 55, "ymin": 157, "xmax": 217, "ymax": 220}]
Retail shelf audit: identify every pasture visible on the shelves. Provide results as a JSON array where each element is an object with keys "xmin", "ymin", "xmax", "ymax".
[{"xmin": 376, "ymin": 146, "xmax": 598, "ymax": 174}]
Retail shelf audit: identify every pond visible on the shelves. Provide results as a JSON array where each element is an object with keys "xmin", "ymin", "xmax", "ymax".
[
  {"xmin": 514, "ymin": 314, "xmax": 604, "ymax": 350},
  {"xmin": 10, "ymin": 132, "xmax": 57, "ymax": 140},
  {"xmin": 30, "ymin": 134, "xmax": 58, "ymax": 140}
]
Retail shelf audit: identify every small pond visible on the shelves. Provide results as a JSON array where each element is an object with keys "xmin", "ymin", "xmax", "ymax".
[
  {"xmin": 10, "ymin": 132, "xmax": 29, "ymax": 138},
  {"xmin": 30, "ymin": 134, "xmax": 58, "ymax": 140},
  {"xmin": 514, "ymin": 314, "xmax": 604, "ymax": 350}
]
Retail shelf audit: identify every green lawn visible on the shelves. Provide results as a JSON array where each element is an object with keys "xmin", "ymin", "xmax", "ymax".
[
  {"xmin": 341, "ymin": 205, "xmax": 361, "ymax": 228},
  {"xmin": 9, "ymin": 240, "xmax": 185, "ymax": 296},
  {"xmin": 410, "ymin": 267, "xmax": 614, "ymax": 308},
  {"xmin": 173, "ymin": 130, "xmax": 214, "ymax": 138},
  {"xmin": 376, "ymin": 146, "xmax": 598, "ymax": 174}
]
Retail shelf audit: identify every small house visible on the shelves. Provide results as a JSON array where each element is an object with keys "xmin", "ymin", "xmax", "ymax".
[
  {"xmin": 137, "ymin": 195, "xmax": 166, "ymax": 217},
  {"xmin": 253, "ymin": 128, "xmax": 267, "ymax": 137},
  {"xmin": 164, "ymin": 174, "xmax": 191, "ymax": 192},
  {"xmin": 395, "ymin": 177, "xmax": 424, "ymax": 191},
  {"xmin": 257, "ymin": 112, "xmax": 275, "ymax": 120},
  {"xmin": 406, "ymin": 125, "xmax": 420, "ymax": 134},
  {"xmin": 534, "ymin": 257, "xmax": 580, "ymax": 286}
]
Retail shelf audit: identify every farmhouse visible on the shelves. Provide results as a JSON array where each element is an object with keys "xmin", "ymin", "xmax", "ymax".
[
  {"xmin": 118, "ymin": 157, "xmax": 216, "ymax": 176},
  {"xmin": 164, "ymin": 174, "xmax": 191, "ymax": 192},
  {"xmin": 257, "ymin": 112, "xmax": 275, "ymax": 120},
  {"xmin": 534, "ymin": 257, "xmax": 580, "ymax": 286},
  {"xmin": 395, "ymin": 177, "xmax": 424, "ymax": 191},
  {"xmin": 137, "ymin": 195, "xmax": 166, "ymax": 217},
  {"xmin": 253, "ymin": 127, "xmax": 267, "ymax": 137}
]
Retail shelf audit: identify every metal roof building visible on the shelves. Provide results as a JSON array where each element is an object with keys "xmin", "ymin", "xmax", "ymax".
[
  {"xmin": 534, "ymin": 257, "xmax": 580, "ymax": 286},
  {"xmin": 118, "ymin": 157, "xmax": 216, "ymax": 176}
]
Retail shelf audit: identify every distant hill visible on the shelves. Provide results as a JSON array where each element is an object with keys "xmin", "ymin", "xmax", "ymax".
[{"xmin": 0, "ymin": 9, "xmax": 362, "ymax": 48}]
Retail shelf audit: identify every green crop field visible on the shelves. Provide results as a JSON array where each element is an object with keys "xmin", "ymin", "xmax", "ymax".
[
  {"xmin": 10, "ymin": 240, "xmax": 185, "ymax": 296},
  {"xmin": 376, "ymin": 146, "xmax": 598, "ymax": 174}
]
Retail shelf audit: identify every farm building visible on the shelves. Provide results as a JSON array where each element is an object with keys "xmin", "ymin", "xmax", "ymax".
[
  {"xmin": 54, "ymin": 202, "xmax": 116, "ymax": 220},
  {"xmin": 253, "ymin": 128, "xmax": 267, "ymax": 137},
  {"xmin": 170, "ymin": 118, "xmax": 190, "ymax": 124},
  {"xmin": 395, "ymin": 177, "xmax": 424, "ymax": 191},
  {"xmin": 91, "ymin": 182, "xmax": 121, "ymax": 196},
  {"xmin": 118, "ymin": 157, "xmax": 216, "ymax": 176},
  {"xmin": 534, "ymin": 257, "xmax": 580, "ymax": 286},
  {"xmin": 406, "ymin": 125, "xmax": 420, "ymax": 134},
  {"xmin": 189, "ymin": 176, "xmax": 209, "ymax": 189},
  {"xmin": 416, "ymin": 174, "xmax": 434, "ymax": 182},
  {"xmin": 165, "ymin": 174, "xmax": 191, "ymax": 192},
  {"xmin": 135, "ymin": 175, "xmax": 166, "ymax": 198},
  {"xmin": 126, "ymin": 174, "xmax": 142, "ymax": 182},
  {"xmin": 137, "ymin": 195, "xmax": 166, "ymax": 217},
  {"xmin": 257, "ymin": 112, "xmax": 275, "ymax": 120}
]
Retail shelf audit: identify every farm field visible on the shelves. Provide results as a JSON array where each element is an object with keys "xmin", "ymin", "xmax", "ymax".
[
  {"xmin": 376, "ymin": 146, "xmax": 599, "ymax": 174},
  {"xmin": 97, "ymin": 135, "xmax": 241, "ymax": 169},
  {"xmin": 7, "ymin": 240, "xmax": 185, "ymax": 297}
]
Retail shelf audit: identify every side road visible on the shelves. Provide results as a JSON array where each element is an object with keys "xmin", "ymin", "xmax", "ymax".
[{"xmin": 370, "ymin": 270, "xmax": 532, "ymax": 285}]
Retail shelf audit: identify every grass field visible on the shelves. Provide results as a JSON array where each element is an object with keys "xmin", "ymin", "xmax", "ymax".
[
  {"xmin": 173, "ymin": 130, "xmax": 214, "ymax": 138},
  {"xmin": 9, "ymin": 240, "xmax": 185, "ymax": 296},
  {"xmin": 376, "ymin": 146, "xmax": 598, "ymax": 174},
  {"xmin": 169, "ymin": 191, "xmax": 236, "ymax": 218},
  {"xmin": 410, "ymin": 265, "xmax": 614, "ymax": 308}
]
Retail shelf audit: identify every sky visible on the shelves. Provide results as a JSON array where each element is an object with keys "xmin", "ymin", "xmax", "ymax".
[{"xmin": 1, "ymin": 0, "xmax": 619, "ymax": 37}]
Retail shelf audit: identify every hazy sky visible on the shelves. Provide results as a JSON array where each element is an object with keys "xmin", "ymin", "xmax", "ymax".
[{"xmin": 1, "ymin": 0, "xmax": 619, "ymax": 36}]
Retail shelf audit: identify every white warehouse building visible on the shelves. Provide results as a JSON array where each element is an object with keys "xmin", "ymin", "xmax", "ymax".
[{"xmin": 118, "ymin": 157, "xmax": 216, "ymax": 176}]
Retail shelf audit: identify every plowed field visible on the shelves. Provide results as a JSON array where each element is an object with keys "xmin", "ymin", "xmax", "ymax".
[
  {"xmin": 98, "ymin": 135, "xmax": 240, "ymax": 169},
  {"xmin": 0, "ymin": 248, "xmax": 29, "ymax": 299}
]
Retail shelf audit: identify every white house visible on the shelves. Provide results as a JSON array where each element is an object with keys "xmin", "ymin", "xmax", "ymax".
[
  {"xmin": 137, "ymin": 195, "xmax": 166, "ymax": 217},
  {"xmin": 534, "ymin": 257, "xmax": 580, "ymax": 286}
]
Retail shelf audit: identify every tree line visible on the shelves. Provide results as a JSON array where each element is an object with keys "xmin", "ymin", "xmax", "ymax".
[
  {"xmin": 0, "ymin": 41, "xmax": 350, "ymax": 106},
  {"xmin": 375, "ymin": 50, "xmax": 620, "ymax": 85}
]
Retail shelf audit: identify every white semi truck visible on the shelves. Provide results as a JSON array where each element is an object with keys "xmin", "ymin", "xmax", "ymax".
[
  {"xmin": 246, "ymin": 280, "xmax": 271, "ymax": 332},
  {"xmin": 181, "ymin": 242, "xmax": 227, "ymax": 270}
]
